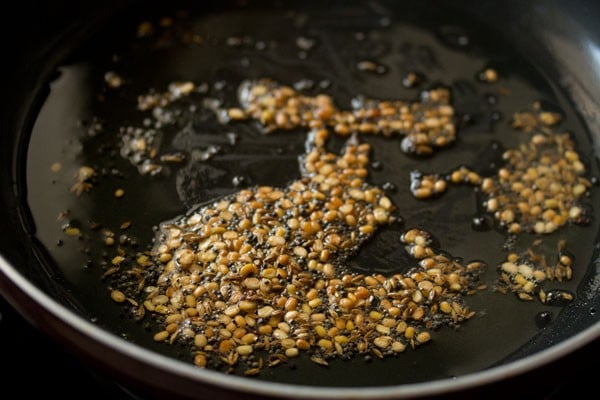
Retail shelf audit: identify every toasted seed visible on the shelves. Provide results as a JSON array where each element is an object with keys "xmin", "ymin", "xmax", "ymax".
[
  {"xmin": 239, "ymin": 300, "xmax": 257, "ymax": 312},
  {"xmin": 111, "ymin": 290, "xmax": 126, "ymax": 303},
  {"xmin": 318, "ymin": 339, "xmax": 333, "ymax": 350},
  {"xmin": 273, "ymin": 329, "xmax": 289, "ymax": 340},
  {"xmin": 64, "ymin": 227, "xmax": 81, "ymax": 236},
  {"xmin": 194, "ymin": 334, "xmax": 208, "ymax": 348},
  {"xmin": 373, "ymin": 336, "xmax": 392, "ymax": 349},
  {"xmin": 236, "ymin": 345, "xmax": 253, "ymax": 356},
  {"xmin": 244, "ymin": 368, "xmax": 260, "ymax": 376},
  {"xmin": 285, "ymin": 347, "xmax": 300, "ymax": 358},
  {"xmin": 258, "ymin": 306, "xmax": 274, "ymax": 318},
  {"xmin": 416, "ymin": 332, "xmax": 431, "ymax": 344},
  {"xmin": 375, "ymin": 324, "xmax": 391, "ymax": 335},
  {"xmin": 392, "ymin": 341, "xmax": 406, "ymax": 352},
  {"xmin": 194, "ymin": 353, "xmax": 207, "ymax": 367},
  {"xmin": 154, "ymin": 331, "xmax": 169, "ymax": 341},
  {"xmin": 310, "ymin": 356, "xmax": 329, "ymax": 366},
  {"xmin": 314, "ymin": 325, "xmax": 327, "ymax": 337},
  {"xmin": 228, "ymin": 108, "xmax": 246, "ymax": 120}
]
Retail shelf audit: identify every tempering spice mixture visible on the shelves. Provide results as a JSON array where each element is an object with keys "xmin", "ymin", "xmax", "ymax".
[
  {"xmin": 410, "ymin": 105, "xmax": 592, "ymax": 303},
  {"xmin": 131, "ymin": 131, "xmax": 483, "ymax": 372},
  {"xmin": 229, "ymin": 79, "xmax": 456, "ymax": 156},
  {"xmin": 53, "ymin": 11, "xmax": 597, "ymax": 376},
  {"xmin": 102, "ymin": 77, "xmax": 486, "ymax": 372},
  {"xmin": 410, "ymin": 107, "xmax": 591, "ymax": 235}
]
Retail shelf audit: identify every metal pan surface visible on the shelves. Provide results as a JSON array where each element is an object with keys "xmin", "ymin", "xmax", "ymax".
[{"xmin": 1, "ymin": 0, "xmax": 599, "ymax": 398}]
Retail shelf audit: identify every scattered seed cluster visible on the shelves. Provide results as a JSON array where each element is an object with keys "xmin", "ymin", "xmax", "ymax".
[
  {"xmin": 408, "ymin": 106, "xmax": 592, "ymax": 302},
  {"xmin": 409, "ymin": 165, "xmax": 484, "ymax": 199},
  {"xmin": 228, "ymin": 79, "xmax": 456, "ymax": 156},
  {"xmin": 497, "ymin": 240, "xmax": 574, "ymax": 303},
  {"xmin": 121, "ymin": 129, "xmax": 483, "ymax": 372},
  {"xmin": 409, "ymin": 171, "xmax": 448, "ymax": 199},
  {"xmin": 410, "ymin": 109, "xmax": 591, "ymax": 234},
  {"xmin": 70, "ymin": 166, "xmax": 96, "ymax": 196},
  {"xmin": 120, "ymin": 126, "xmax": 163, "ymax": 176},
  {"xmin": 483, "ymin": 129, "xmax": 590, "ymax": 234},
  {"xmin": 512, "ymin": 108, "xmax": 561, "ymax": 131},
  {"xmin": 137, "ymin": 81, "xmax": 196, "ymax": 111},
  {"xmin": 119, "ymin": 81, "xmax": 198, "ymax": 176}
]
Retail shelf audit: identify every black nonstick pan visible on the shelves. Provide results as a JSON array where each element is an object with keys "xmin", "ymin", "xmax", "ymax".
[{"xmin": 2, "ymin": 0, "xmax": 600, "ymax": 398}]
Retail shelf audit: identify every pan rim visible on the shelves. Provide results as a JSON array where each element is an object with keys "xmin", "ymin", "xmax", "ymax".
[{"xmin": 1, "ymin": 254, "xmax": 599, "ymax": 398}]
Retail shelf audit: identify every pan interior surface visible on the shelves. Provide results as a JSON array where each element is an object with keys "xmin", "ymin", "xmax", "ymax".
[{"xmin": 17, "ymin": 0, "xmax": 600, "ymax": 390}]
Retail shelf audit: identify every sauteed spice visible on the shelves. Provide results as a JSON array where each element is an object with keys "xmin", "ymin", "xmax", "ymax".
[
  {"xmin": 137, "ymin": 81, "xmax": 196, "ymax": 111},
  {"xmin": 70, "ymin": 166, "xmax": 96, "ymax": 196},
  {"xmin": 57, "ymin": 8, "xmax": 593, "ymax": 374},
  {"xmin": 497, "ymin": 240, "xmax": 575, "ymax": 302},
  {"xmin": 25, "ymin": 0, "xmax": 599, "ymax": 383},
  {"xmin": 118, "ymin": 81, "xmax": 199, "ymax": 176},
  {"xmin": 118, "ymin": 130, "xmax": 484, "ymax": 372},
  {"xmin": 103, "ymin": 78, "xmax": 593, "ymax": 370},
  {"xmin": 94, "ymin": 71, "xmax": 591, "ymax": 370},
  {"xmin": 410, "ymin": 105, "xmax": 592, "ymax": 301},
  {"xmin": 96, "ymin": 65, "xmax": 481, "ymax": 370},
  {"xmin": 230, "ymin": 79, "xmax": 456, "ymax": 156},
  {"xmin": 410, "ymin": 107, "xmax": 591, "ymax": 234}
]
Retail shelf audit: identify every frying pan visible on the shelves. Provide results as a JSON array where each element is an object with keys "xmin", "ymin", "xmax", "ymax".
[{"xmin": 2, "ymin": 0, "xmax": 600, "ymax": 398}]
